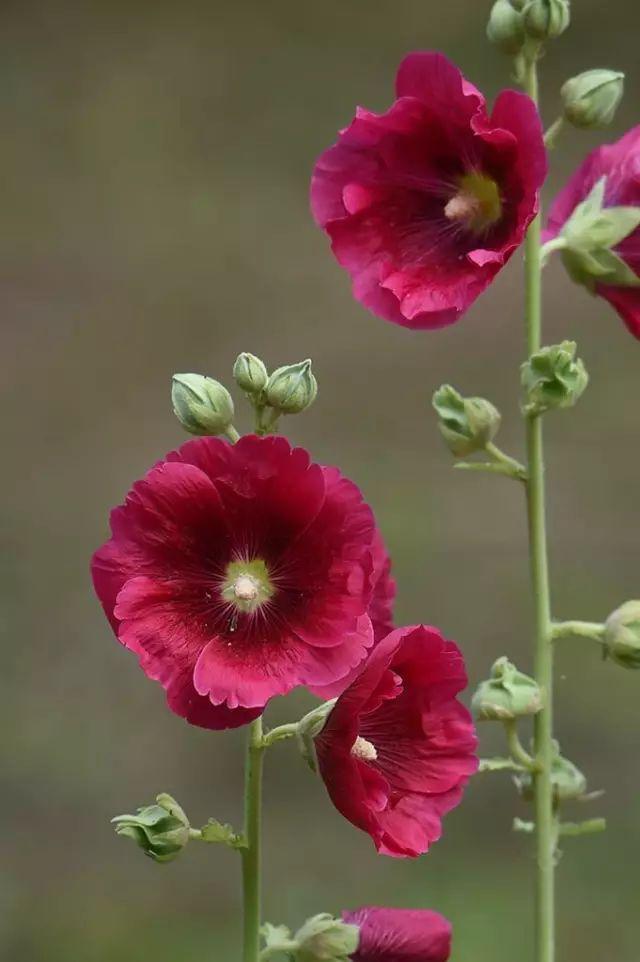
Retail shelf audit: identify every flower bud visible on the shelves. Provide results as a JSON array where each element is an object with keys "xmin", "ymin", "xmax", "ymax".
[
  {"xmin": 293, "ymin": 914, "xmax": 359, "ymax": 962},
  {"xmin": 561, "ymin": 69, "xmax": 625, "ymax": 130},
  {"xmin": 521, "ymin": 341, "xmax": 588, "ymax": 416},
  {"xmin": 472, "ymin": 656, "xmax": 542, "ymax": 722},
  {"xmin": 297, "ymin": 699, "xmax": 338, "ymax": 773},
  {"xmin": 112, "ymin": 793, "xmax": 190, "ymax": 863},
  {"xmin": 604, "ymin": 601, "xmax": 640, "ymax": 669},
  {"xmin": 515, "ymin": 749, "xmax": 587, "ymax": 804},
  {"xmin": 523, "ymin": 0, "xmax": 570, "ymax": 40},
  {"xmin": 432, "ymin": 385, "xmax": 501, "ymax": 457},
  {"xmin": 487, "ymin": 0, "xmax": 526, "ymax": 55},
  {"xmin": 265, "ymin": 359, "xmax": 318, "ymax": 415},
  {"xmin": 233, "ymin": 352, "xmax": 269, "ymax": 396},
  {"xmin": 172, "ymin": 373, "xmax": 235, "ymax": 436}
]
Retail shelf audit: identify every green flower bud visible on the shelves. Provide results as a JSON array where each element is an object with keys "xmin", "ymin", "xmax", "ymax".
[
  {"xmin": 432, "ymin": 384, "xmax": 501, "ymax": 457},
  {"xmin": 554, "ymin": 178, "xmax": 640, "ymax": 293},
  {"xmin": 521, "ymin": 341, "xmax": 588, "ymax": 416},
  {"xmin": 561, "ymin": 69, "xmax": 625, "ymax": 130},
  {"xmin": 604, "ymin": 601, "xmax": 640, "ymax": 669},
  {"xmin": 112, "ymin": 793, "xmax": 190, "ymax": 863},
  {"xmin": 172, "ymin": 373, "xmax": 235, "ymax": 436},
  {"xmin": 296, "ymin": 699, "xmax": 338, "ymax": 773},
  {"xmin": 265, "ymin": 359, "xmax": 318, "ymax": 415},
  {"xmin": 293, "ymin": 914, "xmax": 359, "ymax": 962},
  {"xmin": 523, "ymin": 0, "xmax": 570, "ymax": 40},
  {"xmin": 515, "ymin": 747, "xmax": 587, "ymax": 803},
  {"xmin": 472, "ymin": 656, "xmax": 543, "ymax": 722},
  {"xmin": 487, "ymin": 0, "xmax": 526, "ymax": 55},
  {"xmin": 233, "ymin": 352, "xmax": 269, "ymax": 395}
]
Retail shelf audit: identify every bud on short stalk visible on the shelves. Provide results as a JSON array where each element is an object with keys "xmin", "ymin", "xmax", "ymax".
[
  {"xmin": 521, "ymin": 341, "xmax": 588, "ymax": 416},
  {"xmin": 472, "ymin": 656, "xmax": 542, "ymax": 722},
  {"xmin": 432, "ymin": 384, "xmax": 501, "ymax": 457},
  {"xmin": 515, "ymin": 746, "xmax": 588, "ymax": 804},
  {"xmin": 112, "ymin": 793, "xmax": 191, "ymax": 863},
  {"xmin": 487, "ymin": 0, "xmax": 526, "ymax": 55},
  {"xmin": 604, "ymin": 601, "xmax": 640, "ymax": 669},
  {"xmin": 172, "ymin": 373, "xmax": 235, "ymax": 436},
  {"xmin": 561, "ymin": 69, "xmax": 625, "ymax": 130},
  {"xmin": 265, "ymin": 359, "xmax": 318, "ymax": 415},
  {"xmin": 233, "ymin": 351, "xmax": 269, "ymax": 396},
  {"xmin": 293, "ymin": 914, "xmax": 360, "ymax": 962},
  {"xmin": 523, "ymin": 0, "xmax": 570, "ymax": 40}
]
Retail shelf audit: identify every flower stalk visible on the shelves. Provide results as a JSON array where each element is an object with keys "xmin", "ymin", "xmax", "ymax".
[
  {"xmin": 242, "ymin": 718, "xmax": 265, "ymax": 962},
  {"xmin": 523, "ymin": 52, "xmax": 556, "ymax": 962}
]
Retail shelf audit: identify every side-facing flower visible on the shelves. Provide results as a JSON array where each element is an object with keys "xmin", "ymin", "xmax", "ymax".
[
  {"xmin": 343, "ymin": 906, "xmax": 452, "ymax": 962},
  {"xmin": 315, "ymin": 625, "xmax": 478, "ymax": 857},
  {"xmin": 91, "ymin": 435, "xmax": 390, "ymax": 729},
  {"xmin": 311, "ymin": 51, "xmax": 546, "ymax": 330},
  {"xmin": 546, "ymin": 126, "xmax": 640, "ymax": 339}
]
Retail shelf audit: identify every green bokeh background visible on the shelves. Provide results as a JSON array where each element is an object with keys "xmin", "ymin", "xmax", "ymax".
[{"xmin": 2, "ymin": 1, "xmax": 639, "ymax": 959}]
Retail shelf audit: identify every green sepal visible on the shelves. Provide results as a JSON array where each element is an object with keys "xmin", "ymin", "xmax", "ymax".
[
  {"xmin": 200, "ymin": 818, "xmax": 246, "ymax": 849},
  {"xmin": 521, "ymin": 341, "xmax": 588, "ymax": 416}
]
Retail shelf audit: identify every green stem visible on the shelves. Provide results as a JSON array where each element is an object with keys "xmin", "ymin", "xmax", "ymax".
[
  {"xmin": 262, "ymin": 722, "xmax": 299, "ymax": 747},
  {"xmin": 551, "ymin": 620, "xmax": 605, "ymax": 642},
  {"xmin": 504, "ymin": 720, "xmax": 538, "ymax": 772},
  {"xmin": 242, "ymin": 718, "xmax": 265, "ymax": 962},
  {"xmin": 225, "ymin": 425, "xmax": 241, "ymax": 443},
  {"xmin": 543, "ymin": 116, "xmax": 565, "ymax": 150},
  {"xmin": 523, "ymin": 53, "xmax": 555, "ymax": 962}
]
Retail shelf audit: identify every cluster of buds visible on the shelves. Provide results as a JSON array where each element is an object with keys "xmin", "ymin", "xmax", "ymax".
[
  {"xmin": 521, "ymin": 341, "xmax": 588, "ymax": 416},
  {"xmin": 487, "ymin": 0, "xmax": 570, "ymax": 57},
  {"xmin": 171, "ymin": 352, "xmax": 318, "ymax": 439}
]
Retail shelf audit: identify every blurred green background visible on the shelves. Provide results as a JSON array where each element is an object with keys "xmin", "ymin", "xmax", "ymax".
[{"xmin": 2, "ymin": 1, "xmax": 639, "ymax": 959}]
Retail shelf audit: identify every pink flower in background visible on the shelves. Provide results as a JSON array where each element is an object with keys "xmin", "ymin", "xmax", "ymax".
[
  {"xmin": 546, "ymin": 125, "xmax": 640, "ymax": 339},
  {"xmin": 315, "ymin": 624, "xmax": 478, "ymax": 857},
  {"xmin": 344, "ymin": 906, "xmax": 452, "ymax": 961},
  {"xmin": 311, "ymin": 51, "xmax": 547, "ymax": 330},
  {"xmin": 91, "ymin": 435, "xmax": 390, "ymax": 730}
]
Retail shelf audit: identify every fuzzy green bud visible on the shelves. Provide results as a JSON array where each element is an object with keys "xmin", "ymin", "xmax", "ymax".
[
  {"xmin": 294, "ymin": 914, "xmax": 360, "ymax": 962},
  {"xmin": 561, "ymin": 69, "xmax": 624, "ymax": 130},
  {"xmin": 515, "ymin": 747, "xmax": 587, "ymax": 803},
  {"xmin": 112, "ymin": 793, "xmax": 190, "ymax": 863},
  {"xmin": 432, "ymin": 384, "xmax": 501, "ymax": 457},
  {"xmin": 523, "ymin": 0, "xmax": 570, "ymax": 40},
  {"xmin": 604, "ymin": 601, "xmax": 640, "ymax": 669},
  {"xmin": 487, "ymin": 0, "xmax": 526, "ymax": 55},
  {"xmin": 472, "ymin": 657, "xmax": 543, "ymax": 722},
  {"xmin": 521, "ymin": 341, "xmax": 588, "ymax": 416},
  {"xmin": 265, "ymin": 359, "xmax": 318, "ymax": 415},
  {"xmin": 233, "ymin": 352, "xmax": 269, "ymax": 395},
  {"xmin": 172, "ymin": 373, "xmax": 235, "ymax": 436}
]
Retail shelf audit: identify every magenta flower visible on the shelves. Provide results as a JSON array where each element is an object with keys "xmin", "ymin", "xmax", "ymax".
[
  {"xmin": 546, "ymin": 125, "xmax": 640, "ymax": 339},
  {"xmin": 315, "ymin": 625, "xmax": 478, "ymax": 857},
  {"xmin": 344, "ymin": 906, "xmax": 452, "ymax": 962},
  {"xmin": 91, "ymin": 435, "xmax": 393, "ymax": 730},
  {"xmin": 311, "ymin": 51, "xmax": 547, "ymax": 330}
]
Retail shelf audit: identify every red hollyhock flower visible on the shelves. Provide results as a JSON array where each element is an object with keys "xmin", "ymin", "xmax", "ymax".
[
  {"xmin": 311, "ymin": 51, "xmax": 546, "ymax": 330},
  {"xmin": 91, "ymin": 435, "xmax": 393, "ymax": 730},
  {"xmin": 343, "ymin": 906, "xmax": 452, "ymax": 962},
  {"xmin": 546, "ymin": 125, "xmax": 640, "ymax": 339},
  {"xmin": 315, "ymin": 625, "xmax": 477, "ymax": 857}
]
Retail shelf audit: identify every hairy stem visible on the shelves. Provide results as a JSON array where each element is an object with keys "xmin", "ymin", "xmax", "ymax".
[
  {"xmin": 523, "ymin": 53, "xmax": 556, "ymax": 962},
  {"xmin": 242, "ymin": 718, "xmax": 265, "ymax": 962}
]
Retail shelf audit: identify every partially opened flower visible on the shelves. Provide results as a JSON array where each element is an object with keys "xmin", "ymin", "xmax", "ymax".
[
  {"xmin": 315, "ymin": 625, "xmax": 478, "ymax": 857},
  {"xmin": 343, "ymin": 906, "xmax": 452, "ymax": 962},
  {"xmin": 545, "ymin": 125, "xmax": 640, "ymax": 338},
  {"xmin": 311, "ymin": 51, "xmax": 546, "ymax": 330},
  {"xmin": 91, "ymin": 435, "xmax": 391, "ymax": 730}
]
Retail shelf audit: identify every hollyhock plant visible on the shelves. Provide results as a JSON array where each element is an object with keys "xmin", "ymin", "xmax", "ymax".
[
  {"xmin": 311, "ymin": 51, "xmax": 547, "ymax": 330},
  {"xmin": 344, "ymin": 906, "xmax": 452, "ymax": 962},
  {"xmin": 315, "ymin": 624, "xmax": 478, "ymax": 857},
  {"xmin": 545, "ymin": 125, "xmax": 640, "ymax": 338},
  {"xmin": 92, "ymin": 433, "xmax": 394, "ymax": 730}
]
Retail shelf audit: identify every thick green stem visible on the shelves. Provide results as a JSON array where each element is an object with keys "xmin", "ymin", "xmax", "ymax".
[
  {"xmin": 523, "ymin": 54, "xmax": 555, "ymax": 962},
  {"xmin": 242, "ymin": 718, "xmax": 265, "ymax": 962}
]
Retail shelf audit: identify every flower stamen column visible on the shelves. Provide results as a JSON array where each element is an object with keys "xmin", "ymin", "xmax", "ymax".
[{"xmin": 523, "ymin": 52, "xmax": 555, "ymax": 962}]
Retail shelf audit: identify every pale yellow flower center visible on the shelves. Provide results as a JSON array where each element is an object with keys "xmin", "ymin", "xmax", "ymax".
[
  {"xmin": 351, "ymin": 736, "xmax": 378, "ymax": 762},
  {"xmin": 233, "ymin": 574, "xmax": 260, "ymax": 602}
]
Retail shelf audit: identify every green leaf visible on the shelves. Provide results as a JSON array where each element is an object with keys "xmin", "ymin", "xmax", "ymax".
[{"xmin": 200, "ymin": 818, "xmax": 245, "ymax": 848}]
